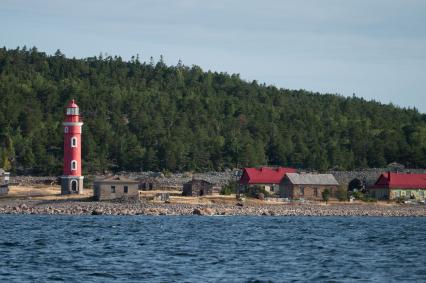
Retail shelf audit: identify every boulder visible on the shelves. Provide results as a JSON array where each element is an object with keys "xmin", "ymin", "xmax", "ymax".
[
  {"xmin": 91, "ymin": 209, "xmax": 103, "ymax": 215},
  {"xmin": 192, "ymin": 207, "xmax": 214, "ymax": 216}
]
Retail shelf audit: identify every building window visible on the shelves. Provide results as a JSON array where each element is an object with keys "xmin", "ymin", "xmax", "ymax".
[
  {"xmin": 71, "ymin": 160, "xmax": 77, "ymax": 170},
  {"xmin": 420, "ymin": 191, "xmax": 424, "ymax": 197},
  {"xmin": 64, "ymin": 127, "xmax": 68, "ymax": 133},
  {"xmin": 111, "ymin": 186, "xmax": 116, "ymax": 193},
  {"xmin": 71, "ymin": 137, "xmax": 77, "ymax": 147},
  {"xmin": 314, "ymin": 188, "xmax": 318, "ymax": 197},
  {"xmin": 124, "ymin": 186, "xmax": 128, "ymax": 193},
  {"xmin": 395, "ymin": 191, "xmax": 401, "ymax": 198},
  {"xmin": 299, "ymin": 186, "xmax": 304, "ymax": 196}
]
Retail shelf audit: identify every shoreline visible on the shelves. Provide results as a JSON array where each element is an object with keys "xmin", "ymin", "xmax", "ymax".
[{"xmin": 0, "ymin": 199, "xmax": 425, "ymax": 217}]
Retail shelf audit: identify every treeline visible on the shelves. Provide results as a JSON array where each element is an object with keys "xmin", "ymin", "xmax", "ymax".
[{"xmin": 0, "ymin": 46, "xmax": 425, "ymax": 175}]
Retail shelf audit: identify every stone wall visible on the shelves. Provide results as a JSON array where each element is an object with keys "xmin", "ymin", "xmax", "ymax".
[
  {"xmin": 10, "ymin": 176, "xmax": 59, "ymax": 186},
  {"xmin": 124, "ymin": 170, "xmax": 239, "ymax": 190},
  {"xmin": 326, "ymin": 168, "xmax": 426, "ymax": 187},
  {"xmin": 9, "ymin": 167, "xmax": 426, "ymax": 189}
]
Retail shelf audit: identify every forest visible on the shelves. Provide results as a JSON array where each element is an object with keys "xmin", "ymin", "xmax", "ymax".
[{"xmin": 0, "ymin": 46, "xmax": 425, "ymax": 175}]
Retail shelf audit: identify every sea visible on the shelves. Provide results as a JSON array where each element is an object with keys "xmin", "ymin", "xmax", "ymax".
[{"xmin": 0, "ymin": 215, "xmax": 425, "ymax": 282}]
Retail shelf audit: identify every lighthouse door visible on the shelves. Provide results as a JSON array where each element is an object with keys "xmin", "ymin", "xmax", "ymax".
[{"xmin": 71, "ymin": 180, "xmax": 78, "ymax": 192}]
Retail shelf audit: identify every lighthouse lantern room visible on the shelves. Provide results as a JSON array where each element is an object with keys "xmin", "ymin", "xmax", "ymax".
[{"xmin": 61, "ymin": 99, "xmax": 84, "ymax": 194}]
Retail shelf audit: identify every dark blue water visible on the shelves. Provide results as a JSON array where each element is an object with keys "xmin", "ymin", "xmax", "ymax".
[{"xmin": 0, "ymin": 216, "xmax": 425, "ymax": 282}]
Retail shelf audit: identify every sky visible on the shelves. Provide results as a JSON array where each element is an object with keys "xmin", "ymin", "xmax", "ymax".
[{"xmin": 1, "ymin": 0, "xmax": 425, "ymax": 112}]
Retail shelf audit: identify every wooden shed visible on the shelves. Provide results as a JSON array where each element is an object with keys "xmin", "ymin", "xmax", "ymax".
[
  {"xmin": 280, "ymin": 173, "xmax": 339, "ymax": 200},
  {"xmin": 182, "ymin": 179, "xmax": 221, "ymax": 197},
  {"xmin": 93, "ymin": 176, "xmax": 139, "ymax": 201}
]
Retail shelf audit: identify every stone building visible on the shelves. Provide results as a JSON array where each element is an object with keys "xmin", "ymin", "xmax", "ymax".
[
  {"xmin": 370, "ymin": 172, "xmax": 426, "ymax": 200},
  {"xmin": 138, "ymin": 177, "xmax": 161, "ymax": 191},
  {"xmin": 0, "ymin": 169, "xmax": 10, "ymax": 196},
  {"xmin": 280, "ymin": 173, "xmax": 339, "ymax": 200},
  {"xmin": 182, "ymin": 179, "xmax": 221, "ymax": 197},
  {"xmin": 93, "ymin": 176, "xmax": 139, "ymax": 201},
  {"xmin": 137, "ymin": 176, "xmax": 184, "ymax": 191}
]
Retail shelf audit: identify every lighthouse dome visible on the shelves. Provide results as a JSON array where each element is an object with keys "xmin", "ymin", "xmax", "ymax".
[{"xmin": 66, "ymin": 99, "xmax": 79, "ymax": 108}]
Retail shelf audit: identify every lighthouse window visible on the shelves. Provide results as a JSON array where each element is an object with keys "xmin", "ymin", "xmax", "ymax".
[
  {"xmin": 64, "ymin": 127, "xmax": 68, "ymax": 133},
  {"xmin": 66, "ymin": 108, "xmax": 79, "ymax": 115},
  {"xmin": 71, "ymin": 160, "xmax": 77, "ymax": 170},
  {"xmin": 71, "ymin": 137, "xmax": 77, "ymax": 147}
]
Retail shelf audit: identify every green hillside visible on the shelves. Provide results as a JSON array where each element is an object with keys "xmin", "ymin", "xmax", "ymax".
[{"xmin": 0, "ymin": 47, "xmax": 425, "ymax": 175}]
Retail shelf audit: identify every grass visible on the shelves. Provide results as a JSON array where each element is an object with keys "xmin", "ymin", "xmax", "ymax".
[
  {"xmin": 4, "ymin": 185, "xmax": 93, "ymax": 201},
  {"xmin": 1, "ymin": 186, "xmax": 399, "ymax": 207}
]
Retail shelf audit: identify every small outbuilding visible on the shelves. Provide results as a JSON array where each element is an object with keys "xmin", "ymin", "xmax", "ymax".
[
  {"xmin": 280, "ymin": 173, "xmax": 339, "ymax": 200},
  {"xmin": 93, "ymin": 176, "xmax": 139, "ymax": 201},
  {"xmin": 0, "ymin": 169, "xmax": 10, "ymax": 196},
  {"xmin": 182, "ymin": 179, "xmax": 221, "ymax": 197}
]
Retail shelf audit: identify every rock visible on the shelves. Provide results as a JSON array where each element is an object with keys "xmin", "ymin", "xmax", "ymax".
[
  {"xmin": 192, "ymin": 207, "xmax": 214, "ymax": 216},
  {"xmin": 203, "ymin": 207, "xmax": 214, "ymax": 215},
  {"xmin": 91, "ymin": 209, "xmax": 103, "ymax": 215}
]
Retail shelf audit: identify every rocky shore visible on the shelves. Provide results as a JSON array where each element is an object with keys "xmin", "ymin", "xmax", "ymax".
[{"xmin": 0, "ymin": 199, "xmax": 425, "ymax": 217}]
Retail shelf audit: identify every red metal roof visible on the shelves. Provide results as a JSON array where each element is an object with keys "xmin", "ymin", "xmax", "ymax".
[
  {"xmin": 373, "ymin": 172, "xmax": 426, "ymax": 189},
  {"xmin": 66, "ymin": 99, "xmax": 79, "ymax": 108},
  {"xmin": 239, "ymin": 167, "xmax": 297, "ymax": 185}
]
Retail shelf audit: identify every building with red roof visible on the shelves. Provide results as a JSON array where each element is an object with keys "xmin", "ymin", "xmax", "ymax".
[
  {"xmin": 239, "ymin": 167, "xmax": 297, "ymax": 195},
  {"xmin": 370, "ymin": 172, "xmax": 426, "ymax": 200}
]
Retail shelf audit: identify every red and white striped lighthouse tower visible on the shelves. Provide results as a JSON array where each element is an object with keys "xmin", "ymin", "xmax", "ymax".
[{"xmin": 61, "ymin": 99, "xmax": 84, "ymax": 194}]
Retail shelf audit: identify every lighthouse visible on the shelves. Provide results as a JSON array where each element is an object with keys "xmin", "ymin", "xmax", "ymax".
[{"xmin": 61, "ymin": 99, "xmax": 84, "ymax": 194}]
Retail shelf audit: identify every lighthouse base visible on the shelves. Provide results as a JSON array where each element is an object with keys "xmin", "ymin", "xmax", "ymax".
[{"xmin": 61, "ymin": 176, "xmax": 84, "ymax": 195}]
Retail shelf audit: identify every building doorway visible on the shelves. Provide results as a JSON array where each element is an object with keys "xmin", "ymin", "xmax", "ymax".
[
  {"xmin": 71, "ymin": 179, "xmax": 78, "ymax": 192},
  {"xmin": 348, "ymin": 178, "xmax": 363, "ymax": 192}
]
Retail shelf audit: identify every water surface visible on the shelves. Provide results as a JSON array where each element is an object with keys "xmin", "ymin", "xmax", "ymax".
[{"xmin": 0, "ymin": 215, "xmax": 425, "ymax": 282}]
